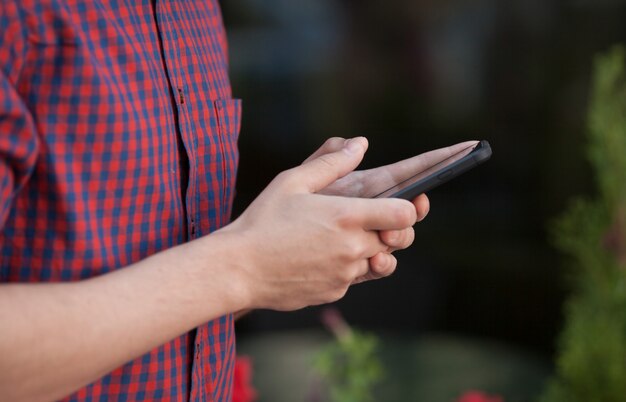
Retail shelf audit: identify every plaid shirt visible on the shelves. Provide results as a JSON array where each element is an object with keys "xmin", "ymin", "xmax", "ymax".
[{"xmin": 0, "ymin": 0, "xmax": 241, "ymax": 400}]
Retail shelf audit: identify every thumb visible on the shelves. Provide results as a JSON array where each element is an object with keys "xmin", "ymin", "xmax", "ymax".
[
  {"xmin": 296, "ymin": 137, "xmax": 368, "ymax": 193},
  {"xmin": 302, "ymin": 137, "xmax": 346, "ymax": 164}
]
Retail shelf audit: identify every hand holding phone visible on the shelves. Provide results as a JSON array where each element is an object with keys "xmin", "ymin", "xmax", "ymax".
[
  {"xmin": 317, "ymin": 140, "xmax": 491, "ymax": 200},
  {"xmin": 309, "ymin": 138, "xmax": 491, "ymax": 280}
]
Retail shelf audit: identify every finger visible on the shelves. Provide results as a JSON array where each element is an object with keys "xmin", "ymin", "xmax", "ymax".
[
  {"xmin": 357, "ymin": 141, "xmax": 479, "ymax": 196},
  {"xmin": 294, "ymin": 137, "xmax": 368, "ymax": 193},
  {"xmin": 369, "ymin": 252, "xmax": 398, "ymax": 278},
  {"xmin": 379, "ymin": 227, "xmax": 415, "ymax": 251},
  {"xmin": 412, "ymin": 193, "xmax": 430, "ymax": 222},
  {"xmin": 385, "ymin": 140, "xmax": 479, "ymax": 182},
  {"xmin": 302, "ymin": 137, "xmax": 346, "ymax": 164},
  {"xmin": 339, "ymin": 197, "xmax": 417, "ymax": 231},
  {"xmin": 351, "ymin": 228, "xmax": 394, "ymax": 261},
  {"xmin": 352, "ymin": 253, "xmax": 398, "ymax": 284}
]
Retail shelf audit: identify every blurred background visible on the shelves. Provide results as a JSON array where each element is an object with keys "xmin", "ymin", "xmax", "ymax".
[{"xmin": 220, "ymin": 0, "xmax": 626, "ymax": 400}]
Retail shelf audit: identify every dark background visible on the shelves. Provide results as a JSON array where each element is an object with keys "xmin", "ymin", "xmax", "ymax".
[{"xmin": 222, "ymin": 0, "xmax": 626, "ymax": 357}]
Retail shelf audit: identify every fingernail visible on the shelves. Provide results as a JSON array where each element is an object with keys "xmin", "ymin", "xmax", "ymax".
[{"xmin": 344, "ymin": 138, "xmax": 363, "ymax": 154}]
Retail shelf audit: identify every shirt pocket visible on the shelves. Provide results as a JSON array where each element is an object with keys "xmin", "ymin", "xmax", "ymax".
[
  {"xmin": 214, "ymin": 99, "xmax": 241, "ymax": 203},
  {"xmin": 214, "ymin": 98, "xmax": 242, "ymax": 144},
  {"xmin": 200, "ymin": 99, "xmax": 241, "ymax": 230}
]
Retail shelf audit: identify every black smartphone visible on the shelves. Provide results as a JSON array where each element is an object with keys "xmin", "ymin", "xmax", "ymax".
[{"xmin": 373, "ymin": 140, "xmax": 492, "ymax": 200}]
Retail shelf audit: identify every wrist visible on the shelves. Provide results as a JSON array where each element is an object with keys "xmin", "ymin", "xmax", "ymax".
[{"xmin": 191, "ymin": 227, "xmax": 256, "ymax": 313}]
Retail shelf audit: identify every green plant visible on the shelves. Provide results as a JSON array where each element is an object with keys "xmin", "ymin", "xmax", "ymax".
[
  {"xmin": 314, "ymin": 308, "xmax": 384, "ymax": 402},
  {"xmin": 541, "ymin": 46, "xmax": 626, "ymax": 402}
]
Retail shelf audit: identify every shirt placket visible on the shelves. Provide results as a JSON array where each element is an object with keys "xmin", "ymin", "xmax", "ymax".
[{"xmin": 152, "ymin": 1, "xmax": 207, "ymax": 400}]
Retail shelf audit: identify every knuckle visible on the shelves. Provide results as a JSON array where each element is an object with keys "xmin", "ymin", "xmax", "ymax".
[
  {"xmin": 342, "ymin": 239, "xmax": 365, "ymax": 260},
  {"xmin": 405, "ymin": 227, "xmax": 415, "ymax": 246},
  {"xmin": 369, "ymin": 258, "xmax": 383, "ymax": 276},
  {"xmin": 391, "ymin": 202, "xmax": 416, "ymax": 226},
  {"xmin": 274, "ymin": 169, "xmax": 298, "ymax": 187},
  {"xmin": 373, "ymin": 253, "xmax": 397, "ymax": 277},
  {"xmin": 371, "ymin": 254, "xmax": 387, "ymax": 273},
  {"xmin": 381, "ymin": 230, "xmax": 400, "ymax": 246},
  {"xmin": 391, "ymin": 228, "xmax": 414, "ymax": 250},
  {"xmin": 324, "ymin": 137, "xmax": 345, "ymax": 150},
  {"xmin": 333, "ymin": 205, "xmax": 356, "ymax": 228}
]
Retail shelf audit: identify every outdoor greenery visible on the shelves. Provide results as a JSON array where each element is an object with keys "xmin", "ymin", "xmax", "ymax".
[
  {"xmin": 541, "ymin": 46, "xmax": 626, "ymax": 402},
  {"xmin": 314, "ymin": 309, "xmax": 384, "ymax": 402}
]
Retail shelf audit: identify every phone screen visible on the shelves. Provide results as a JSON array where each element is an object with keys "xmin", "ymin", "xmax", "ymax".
[{"xmin": 373, "ymin": 142, "xmax": 479, "ymax": 198}]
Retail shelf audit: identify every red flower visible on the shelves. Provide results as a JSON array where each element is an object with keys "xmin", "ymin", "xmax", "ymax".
[
  {"xmin": 232, "ymin": 356, "xmax": 258, "ymax": 402},
  {"xmin": 457, "ymin": 390, "xmax": 504, "ymax": 402}
]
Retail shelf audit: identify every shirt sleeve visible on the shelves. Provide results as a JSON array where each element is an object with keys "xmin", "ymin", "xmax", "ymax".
[{"xmin": 0, "ymin": 2, "xmax": 40, "ymax": 228}]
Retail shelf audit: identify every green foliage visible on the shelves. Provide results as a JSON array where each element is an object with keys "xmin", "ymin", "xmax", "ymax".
[
  {"xmin": 314, "ymin": 329, "xmax": 384, "ymax": 402},
  {"xmin": 588, "ymin": 46, "xmax": 626, "ymax": 211},
  {"xmin": 541, "ymin": 46, "xmax": 626, "ymax": 402}
]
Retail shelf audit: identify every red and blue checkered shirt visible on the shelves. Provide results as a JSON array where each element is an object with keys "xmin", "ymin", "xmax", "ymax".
[{"xmin": 0, "ymin": 0, "xmax": 241, "ymax": 400}]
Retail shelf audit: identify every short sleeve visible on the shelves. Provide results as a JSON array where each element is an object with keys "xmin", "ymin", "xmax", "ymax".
[{"xmin": 0, "ymin": 1, "xmax": 40, "ymax": 228}]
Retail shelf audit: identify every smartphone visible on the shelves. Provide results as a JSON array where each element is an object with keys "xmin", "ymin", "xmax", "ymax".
[{"xmin": 373, "ymin": 140, "xmax": 492, "ymax": 200}]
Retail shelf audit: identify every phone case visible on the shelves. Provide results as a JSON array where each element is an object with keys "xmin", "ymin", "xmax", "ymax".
[{"xmin": 383, "ymin": 140, "xmax": 492, "ymax": 200}]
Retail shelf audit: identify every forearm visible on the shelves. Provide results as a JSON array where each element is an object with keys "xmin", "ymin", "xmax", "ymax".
[{"xmin": 0, "ymin": 231, "xmax": 248, "ymax": 402}]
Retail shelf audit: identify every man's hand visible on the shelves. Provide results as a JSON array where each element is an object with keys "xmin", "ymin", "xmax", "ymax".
[
  {"xmin": 220, "ymin": 137, "xmax": 418, "ymax": 311},
  {"xmin": 303, "ymin": 137, "xmax": 479, "ymax": 282}
]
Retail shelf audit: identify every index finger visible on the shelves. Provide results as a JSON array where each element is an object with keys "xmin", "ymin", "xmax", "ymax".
[
  {"xmin": 358, "ymin": 141, "xmax": 479, "ymax": 197},
  {"xmin": 385, "ymin": 141, "xmax": 479, "ymax": 181}
]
